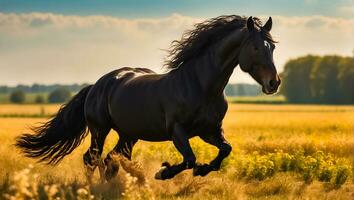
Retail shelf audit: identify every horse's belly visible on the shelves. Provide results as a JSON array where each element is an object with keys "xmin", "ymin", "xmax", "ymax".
[
  {"xmin": 109, "ymin": 92, "xmax": 169, "ymax": 141},
  {"xmin": 113, "ymin": 113, "xmax": 170, "ymax": 142},
  {"xmin": 122, "ymin": 128, "xmax": 170, "ymax": 142}
]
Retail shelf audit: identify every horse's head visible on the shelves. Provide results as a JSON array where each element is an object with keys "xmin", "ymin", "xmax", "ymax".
[{"xmin": 239, "ymin": 16, "xmax": 281, "ymax": 94}]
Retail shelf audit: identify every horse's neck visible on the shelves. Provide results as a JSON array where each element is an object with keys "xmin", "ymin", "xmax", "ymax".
[{"xmin": 185, "ymin": 28, "xmax": 247, "ymax": 97}]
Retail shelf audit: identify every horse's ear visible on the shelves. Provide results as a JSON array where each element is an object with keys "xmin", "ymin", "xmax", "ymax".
[
  {"xmin": 247, "ymin": 16, "xmax": 254, "ymax": 32},
  {"xmin": 263, "ymin": 17, "xmax": 272, "ymax": 32}
]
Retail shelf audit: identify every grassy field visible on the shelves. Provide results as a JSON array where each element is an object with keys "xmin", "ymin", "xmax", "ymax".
[{"xmin": 0, "ymin": 103, "xmax": 353, "ymax": 199}]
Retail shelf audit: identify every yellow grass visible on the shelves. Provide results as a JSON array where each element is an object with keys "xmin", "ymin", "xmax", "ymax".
[
  {"xmin": 0, "ymin": 103, "xmax": 353, "ymax": 199},
  {"xmin": 0, "ymin": 104, "xmax": 60, "ymax": 116}
]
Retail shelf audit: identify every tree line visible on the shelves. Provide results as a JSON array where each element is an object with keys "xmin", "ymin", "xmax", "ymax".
[
  {"xmin": 1, "ymin": 83, "xmax": 89, "ymax": 104},
  {"xmin": 0, "ymin": 83, "xmax": 89, "ymax": 94},
  {"xmin": 9, "ymin": 87, "xmax": 74, "ymax": 104},
  {"xmin": 225, "ymin": 83, "xmax": 261, "ymax": 96},
  {"xmin": 280, "ymin": 55, "xmax": 353, "ymax": 104}
]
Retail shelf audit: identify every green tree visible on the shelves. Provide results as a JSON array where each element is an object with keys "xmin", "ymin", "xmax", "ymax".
[
  {"xmin": 48, "ymin": 88, "xmax": 71, "ymax": 103},
  {"xmin": 310, "ymin": 56, "xmax": 341, "ymax": 104},
  {"xmin": 10, "ymin": 90, "xmax": 26, "ymax": 104},
  {"xmin": 282, "ymin": 55, "xmax": 353, "ymax": 104},
  {"xmin": 281, "ymin": 55, "xmax": 319, "ymax": 103},
  {"xmin": 337, "ymin": 57, "xmax": 354, "ymax": 104}
]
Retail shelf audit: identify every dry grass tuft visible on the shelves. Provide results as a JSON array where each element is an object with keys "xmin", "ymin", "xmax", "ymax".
[
  {"xmin": 244, "ymin": 173, "xmax": 294, "ymax": 198},
  {"xmin": 174, "ymin": 176, "xmax": 207, "ymax": 197},
  {"xmin": 110, "ymin": 154, "xmax": 146, "ymax": 185}
]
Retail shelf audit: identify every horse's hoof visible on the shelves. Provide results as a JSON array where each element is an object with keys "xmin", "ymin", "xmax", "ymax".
[
  {"xmin": 193, "ymin": 163, "xmax": 211, "ymax": 177},
  {"xmin": 161, "ymin": 161, "xmax": 171, "ymax": 168},
  {"xmin": 154, "ymin": 166, "xmax": 168, "ymax": 180},
  {"xmin": 155, "ymin": 166, "xmax": 176, "ymax": 180}
]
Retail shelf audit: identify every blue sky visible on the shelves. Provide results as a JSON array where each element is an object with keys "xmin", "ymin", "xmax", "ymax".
[
  {"xmin": 0, "ymin": 0, "xmax": 352, "ymax": 18},
  {"xmin": 0, "ymin": 1, "xmax": 353, "ymax": 85}
]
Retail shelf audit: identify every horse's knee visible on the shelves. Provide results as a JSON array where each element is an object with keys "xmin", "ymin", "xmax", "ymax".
[{"xmin": 220, "ymin": 143, "xmax": 232, "ymax": 157}]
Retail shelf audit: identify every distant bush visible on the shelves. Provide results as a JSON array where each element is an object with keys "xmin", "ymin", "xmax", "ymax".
[
  {"xmin": 9, "ymin": 90, "xmax": 25, "ymax": 103},
  {"xmin": 34, "ymin": 95, "xmax": 45, "ymax": 103},
  {"xmin": 48, "ymin": 88, "xmax": 71, "ymax": 103}
]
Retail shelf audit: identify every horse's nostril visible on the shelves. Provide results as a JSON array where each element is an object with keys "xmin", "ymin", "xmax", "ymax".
[{"xmin": 269, "ymin": 80, "xmax": 276, "ymax": 88}]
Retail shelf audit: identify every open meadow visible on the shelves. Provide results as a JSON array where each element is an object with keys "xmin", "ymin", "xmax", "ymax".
[{"xmin": 0, "ymin": 103, "xmax": 353, "ymax": 199}]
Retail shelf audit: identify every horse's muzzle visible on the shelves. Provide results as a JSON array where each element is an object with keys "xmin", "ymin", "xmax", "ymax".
[{"xmin": 262, "ymin": 76, "xmax": 281, "ymax": 95}]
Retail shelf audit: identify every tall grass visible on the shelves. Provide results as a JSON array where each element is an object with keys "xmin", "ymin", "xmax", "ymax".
[{"xmin": 0, "ymin": 104, "xmax": 353, "ymax": 199}]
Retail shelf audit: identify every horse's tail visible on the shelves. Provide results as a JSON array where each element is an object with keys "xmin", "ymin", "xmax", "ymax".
[{"xmin": 15, "ymin": 85, "xmax": 93, "ymax": 165}]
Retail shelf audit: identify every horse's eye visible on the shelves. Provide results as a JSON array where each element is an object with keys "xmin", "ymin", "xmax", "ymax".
[{"xmin": 254, "ymin": 46, "xmax": 259, "ymax": 51}]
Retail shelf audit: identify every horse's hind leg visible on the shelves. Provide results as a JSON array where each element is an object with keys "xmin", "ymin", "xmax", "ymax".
[
  {"xmin": 83, "ymin": 125, "xmax": 110, "ymax": 183},
  {"xmin": 104, "ymin": 134, "xmax": 137, "ymax": 181}
]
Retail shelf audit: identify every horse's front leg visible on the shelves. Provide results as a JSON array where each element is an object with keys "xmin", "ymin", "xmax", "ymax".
[
  {"xmin": 193, "ymin": 129, "xmax": 232, "ymax": 176},
  {"xmin": 155, "ymin": 123, "xmax": 196, "ymax": 180}
]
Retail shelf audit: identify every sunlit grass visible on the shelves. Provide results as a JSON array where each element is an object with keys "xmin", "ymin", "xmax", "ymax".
[
  {"xmin": 0, "ymin": 104, "xmax": 60, "ymax": 117},
  {"xmin": 0, "ymin": 104, "xmax": 353, "ymax": 199}
]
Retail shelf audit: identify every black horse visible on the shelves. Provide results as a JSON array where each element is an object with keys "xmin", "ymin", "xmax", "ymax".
[{"xmin": 16, "ymin": 15, "xmax": 280, "ymax": 181}]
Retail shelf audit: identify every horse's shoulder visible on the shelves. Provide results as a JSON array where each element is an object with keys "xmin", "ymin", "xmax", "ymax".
[{"xmin": 204, "ymin": 95, "xmax": 228, "ymax": 114}]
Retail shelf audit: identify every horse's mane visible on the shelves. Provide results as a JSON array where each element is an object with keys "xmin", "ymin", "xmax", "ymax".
[{"xmin": 164, "ymin": 15, "xmax": 275, "ymax": 70}]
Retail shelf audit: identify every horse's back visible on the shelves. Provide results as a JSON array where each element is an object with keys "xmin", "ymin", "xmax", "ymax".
[
  {"xmin": 87, "ymin": 67, "xmax": 169, "ymax": 141},
  {"xmin": 84, "ymin": 67, "xmax": 159, "ymax": 129}
]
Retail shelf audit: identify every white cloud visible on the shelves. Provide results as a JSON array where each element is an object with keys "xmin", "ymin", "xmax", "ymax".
[
  {"xmin": 270, "ymin": 15, "xmax": 353, "ymax": 70},
  {"xmin": 337, "ymin": 4, "xmax": 354, "ymax": 16},
  {"xmin": 0, "ymin": 12, "xmax": 353, "ymax": 85}
]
